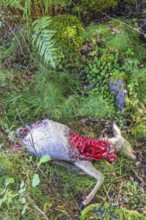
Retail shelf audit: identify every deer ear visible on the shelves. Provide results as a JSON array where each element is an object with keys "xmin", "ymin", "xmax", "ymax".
[
  {"xmin": 112, "ymin": 122, "xmax": 121, "ymax": 137},
  {"xmin": 99, "ymin": 129, "xmax": 109, "ymax": 139}
]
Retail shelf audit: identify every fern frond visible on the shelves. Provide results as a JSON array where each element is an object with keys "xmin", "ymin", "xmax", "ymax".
[
  {"xmin": 0, "ymin": 0, "xmax": 23, "ymax": 10},
  {"xmin": 44, "ymin": 0, "xmax": 50, "ymax": 13},
  {"xmin": 32, "ymin": 17, "xmax": 57, "ymax": 68},
  {"xmin": 23, "ymin": 0, "xmax": 31, "ymax": 16}
]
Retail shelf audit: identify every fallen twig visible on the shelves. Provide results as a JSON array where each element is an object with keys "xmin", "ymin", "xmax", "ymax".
[
  {"xmin": 27, "ymin": 196, "xmax": 49, "ymax": 220},
  {"xmin": 33, "ymin": 203, "xmax": 49, "ymax": 220},
  {"xmin": 103, "ymin": 185, "xmax": 111, "ymax": 201},
  {"xmin": 100, "ymin": 11, "xmax": 145, "ymax": 36},
  {"xmin": 16, "ymin": 108, "xmax": 37, "ymax": 154},
  {"xmin": 130, "ymin": 167, "xmax": 146, "ymax": 186}
]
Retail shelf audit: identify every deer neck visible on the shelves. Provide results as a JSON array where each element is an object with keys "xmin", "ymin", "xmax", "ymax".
[{"xmin": 108, "ymin": 137, "xmax": 124, "ymax": 153}]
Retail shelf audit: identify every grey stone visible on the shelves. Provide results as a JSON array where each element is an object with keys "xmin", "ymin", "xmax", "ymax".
[{"xmin": 109, "ymin": 79, "xmax": 126, "ymax": 111}]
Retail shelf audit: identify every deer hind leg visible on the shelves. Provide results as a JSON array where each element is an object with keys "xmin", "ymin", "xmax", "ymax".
[
  {"xmin": 74, "ymin": 160, "xmax": 104, "ymax": 206},
  {"xmin": 52, "ymin": 160, "xmax": 85, "ymax": 175}
]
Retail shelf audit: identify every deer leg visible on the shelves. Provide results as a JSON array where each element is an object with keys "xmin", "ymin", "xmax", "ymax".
[
  {"xmin": 52, "ymin": 160, "xmax": 85, "ymax": 175},
  {"xmin": 74, "ymin": 160, "xmax": 104, "ymax": 206}
]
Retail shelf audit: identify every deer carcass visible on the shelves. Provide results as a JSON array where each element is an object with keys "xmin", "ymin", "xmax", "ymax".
[{"xmin": 11, "ymin": 119, "xmax": 136, "ymax": 206}]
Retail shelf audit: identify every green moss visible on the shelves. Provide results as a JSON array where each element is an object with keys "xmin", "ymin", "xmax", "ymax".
[
  {"xmin": 51, "ymin": 14, "xmax": 84, "ymax": 53},
  {"xmin": 81, "ymin": 203, "xmax": 146, "ymax": 220},
  {"xmin": 84, "ymin": 23, "xmax": 111, "ymax": 42}
]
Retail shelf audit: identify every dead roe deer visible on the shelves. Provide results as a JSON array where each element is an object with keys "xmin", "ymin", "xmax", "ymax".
[{"xmin": 10, "ymin": 119, "xmax": 136, "ymax": 206}]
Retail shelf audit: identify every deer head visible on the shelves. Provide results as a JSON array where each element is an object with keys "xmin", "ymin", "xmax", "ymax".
[{"xmin": 108, "ymin": 122, "xmax": 136, "ymax": 160}]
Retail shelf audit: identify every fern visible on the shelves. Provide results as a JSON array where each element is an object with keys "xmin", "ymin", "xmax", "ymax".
[
  {"xmin": 23, "ymin": 0, "xmax": 31, "ymax": 16},
  {"xmin": 0, "ymin": 0, "xmax": 23, "ymax": 10},
  {"xmin": 0, "ymin": 0, "xmax": 72, "ymax": 18},
  {"xmin": 32, "ymin": 17, "xmax": 57, "ymax": 68},
  {"xmin": 0, "ymin": 15, "xmax": 57, "ymax": 68}
]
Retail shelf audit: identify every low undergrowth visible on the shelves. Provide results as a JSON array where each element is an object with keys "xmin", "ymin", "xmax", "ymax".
[
  {"xmin": 0, "ymin": 136, "xmax": 145, "ymax": 220},
  {"xmin": 0, "ymin": 3, "xmax": 146, "ymax": 219}
]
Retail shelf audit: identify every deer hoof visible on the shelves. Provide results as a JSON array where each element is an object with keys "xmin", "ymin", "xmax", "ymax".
[
  {"xmin": 82, "ymin": 198, "xmax": 89, "ymax": 207},
  {"xmin": 80, "ymin": 202, "xmax": 85, "ymax": 209}
]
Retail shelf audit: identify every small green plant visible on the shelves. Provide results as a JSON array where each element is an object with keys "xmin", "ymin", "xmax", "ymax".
[
  {"xmin": 124, "ymin": 68, "xmax": 146, "ymax": 121},
  {"xmin": 0, "ymin": 177, "xmax": 16, "ymax": 207},
  {"xmin": 107, "ymin": 20, "xmax": 146, "ymax": 61},
  {"xmin": 84, "ymin": 23, "xmax": 111, "ymax": 42},
  {"xmin": 85, "ymin": 48, "xmax": 120, "ymax": 87},
  {"xmin": 78, "ymin": 42, "xmax": 122, "ymax": 113},
  {"xmin": 0, "ymin": 153, "xmax": 51, "ymax": 217},
  {"xmin": 129, "ymin": 68, "xmax": 146, "ymax": 102},
  {"xmin": 131, "ymin": 123, "xmax": 146, "ymax": 139},
  {"xmin": 117, "ymin": 179, "xmax": 146, "ymax": 210}
]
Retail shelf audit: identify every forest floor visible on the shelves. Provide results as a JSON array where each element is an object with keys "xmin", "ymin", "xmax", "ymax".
[
  {"xmin": 0, "ymin": 5, "xmax": 146, "ymax": 218},
  {"xmin": 0, "ymin": 114, "xmax": 146, "ymax": 219}
]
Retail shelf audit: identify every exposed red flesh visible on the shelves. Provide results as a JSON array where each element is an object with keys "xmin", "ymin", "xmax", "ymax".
[{"xmin": 69, "ymin": 131, "xmax": 117, "ymax": 162}]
